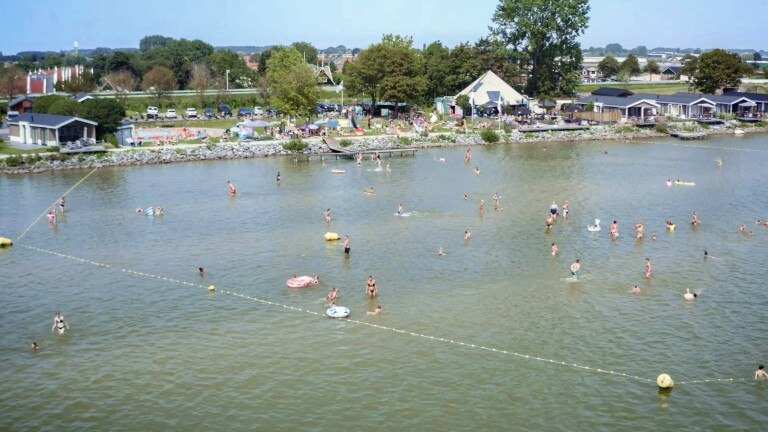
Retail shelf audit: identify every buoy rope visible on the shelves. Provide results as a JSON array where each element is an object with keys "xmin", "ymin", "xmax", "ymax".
[
  {"xmin": 20, "ymin": 243, "xmax": 654, "ymax": 384},
  {"xmin": 15, "ymin": 167, "xmax": 98, "ymax": 242}
]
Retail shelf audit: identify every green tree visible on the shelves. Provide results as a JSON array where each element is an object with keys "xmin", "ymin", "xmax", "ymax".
[
  {"xmin": 644, "ymin": 59, "xmax": 661, "ymax": 75},
  {"xmin": 266, "ymin": 47, "xmax": 318, "ymax": 119},
  {"xmin": 141, "ymin": 66, "xmax": 177, "ymax": 99},
  {"xmin": 143, "ymin": 39, "xmax": 214, "ymax": 88},
  {"xmin": 208, "ymin": 50, "xmax": 256, "ymax": 88},
  {"xmin": 422, "ymin": 41, "xmax": 452, "ymax": 98},
  {"xmin": 455, "ymin": 94, "xmax": 471, "ymax": 115},
  {"xmin": 597, "ymin": 56, "xmax": 620, "ymax": 78},
  {"xmin": 139, "ymin": 35, "xmax": 174, "ymax": 52},
  {"xmin": 629, "ymin": 45, "xmax": 648, "ymax": 56},
  {"xmin": 77, "ymin": 98, "xmax": 126, "ymax": 138},
  {"xmin": 445, "ymin": 43, "xmax": 483, "ymax": 94},
  {"xmin": 0, "ymin": 64, "xmax": 26, "ymax": 100},
  {"xmin": 55, "ymin": 71, "xmax": 97, "ymax": 93},
  {"xmin": 344, "ymin": 35, "xmax": 427, "ymax": 107},
  {"xmin": 291, "ymin": 42, "xmax": 318, "ymax": 64},
  {"xmin": 605, "ymin": 43, "xmax": 624, "ymax": 56},
  {"xmin": 258, "ymin": 47, "xmax": 284, "ymax": 76},
  {"xmin": 620, "ymin": 54, "xmax": 641, "ymax": 77},
  {"xmin": 491, "ymin": 0, "xmax": 589, "ymax": 96},
  {"xmin": 693, "ymin": 49, "xmax": 751, "ymax": 93},
  {"xmin": 48, "ymin": 98, "xmax": 81, "ymax": 116},
  {"xmin": 189, "ymin": 63, "xmax": 211, "ymax": 105},
  {"xmin": 681, "ymin": 54, "xmax": 698, "ymax": 78},
  {"xmin": 32, "ymin": 95, "xmax": 70, "ymax": 113}
]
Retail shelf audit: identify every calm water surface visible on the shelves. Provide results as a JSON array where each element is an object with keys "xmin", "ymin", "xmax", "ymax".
[{"xmin": 1, "ymin": 135, "xmax": 768, "ymax": 431}]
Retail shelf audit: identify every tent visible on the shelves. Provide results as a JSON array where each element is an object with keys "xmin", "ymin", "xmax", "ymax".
[{"xmin": 456, "ymin": 70, "xmax": 526, "ymax": 107}]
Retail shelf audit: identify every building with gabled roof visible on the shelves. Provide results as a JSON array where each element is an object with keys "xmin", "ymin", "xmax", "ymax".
[
  {"xmin": 456, "ymin": 70, "xmax": 526, "ymax": 108},
  {"xmin": 7, "ymin": 113, "xmax": 97, "ymax": 146}
]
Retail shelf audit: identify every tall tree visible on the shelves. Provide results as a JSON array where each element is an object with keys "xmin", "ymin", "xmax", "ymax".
[
  {"xmin": 291, "ymin": 42, "xmax": 318, "ymax": 64},
  {"xmin": 693, "ymin": 49, "xmax": 751, "ymax": 93},
  {"xmin": 139, "ymin": 35, "xmax": 174, "ymax": 52},
  {"xmin": 77, "ymin": 98, "xmax": 126, "ymax": 138},
  {"xmin": 422, "ymin": 41, "xmax": 452, "ymax": 98},
  {"xmin": 56, "ymin": 71, "xmax": 97, "ymax": 93},
  {"xmin": 141, "ymin": 66, "xmax": 177, "ymax": 99},
  {"xmin": 103, "ymin": 70, "xmax": 137, "ymax": 105},
  {"xmin": 604, "ymin": 43, "xmax": 624, "ymax": 56},
  {"xmin": 445, "ymin": 43, "xmax": 483, "ymax": 93},
  {"xmin": 597, "ymin": 56, "xmax": 620, "ymax": 78},
  {"xmin": 344, "ymin": 35, "xmax": 426, "ymax": 107},
  {"xmin": 208, "ymin": 50, "xmax": 256, "ymax": 89},
  {"xmin": 681, "ymin": 54, "xmax": 698, "ymax": 78},
  {"xmin": 620, "ymin": 54, "xmax": 641, "ymax": 77},
  {"xmin": 266, "ymin": 47, "xmax": 318, "ymax": 119},
  {"xmin": 0, "ymin": 64, "xmax": 25, "ymax": 100},
  {"xmin": 644, "ymin": 59, "xmax": 661, "ymax": 75},
  {"xmin": 491, "ymin": 0, "xmax": 589, "ymax": 96},
  {"xmin": 189, "ymin": 63, "xmax": 212, "ymax": 105}
]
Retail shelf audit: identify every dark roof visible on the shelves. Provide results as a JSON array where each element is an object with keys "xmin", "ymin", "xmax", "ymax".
[
  {"xmin": 576, "ymin": 95, "xmax": 659, "ymax": 108},
  {"xmin": 9, "ymin": 96, "xmax": 33, "ymax": 109},
  {"xmin": 591, "ymin": 87, "xmax": 634, "ymax": 97},
  {"xmin": 674, "ymin": 92, "xmax": 753, "ymax": 104},
  {"xmin": 723, "ymin": 91, "xmax": 768, "ymax": 103},
  {"xmin": 7, "ymin": 113, "xmax": 97, "ymax": 127},
  {"xmin": 539, "ymin": 99, "xmax": 557, "ymax": 108},
  {"xmin": 70, "ymin": 93, "xmax": 93, "ymax": 102},
  {"xmin": 662, "ymin": 66, "xmax": 682, "ymax": 74}
]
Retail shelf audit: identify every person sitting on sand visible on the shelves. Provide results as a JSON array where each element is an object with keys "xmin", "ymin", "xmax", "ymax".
[
  {"xmin": 367, "ymin": 305, "xmax": 383, "ymax": 316},
  {"xmin": 756, "ymin": 365, "xmax": 768, "ymax": 381},
  {"xmin": 226, "ymin": 180, "xmax": 237, "ymax": 196},
  {"xmin": 326, "ymin": 288, "xmax": 339, "ymax": 305}
]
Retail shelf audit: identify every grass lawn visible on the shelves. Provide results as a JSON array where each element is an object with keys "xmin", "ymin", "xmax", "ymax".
[
  {"xmin": 577, "ymin": 82, "xmax": 691, "ymax": 95},
  {"xmin": 0, "ymin": 141, "xmax": 58, "ymax": 155}
]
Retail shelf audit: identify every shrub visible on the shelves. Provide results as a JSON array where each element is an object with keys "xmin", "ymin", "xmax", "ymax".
[
  {"xmin": 654, "ymin": 123, "xmax": 669, "ymax": 134},
  {"xmin": 480, "ymin": 129, "xmax": 500, "ymax": 143},
  {"xmin": 282, "ymin": 138, "xmax": 307, "ymax": 153},
  {"xmin": 339, "ymin": 139, "xmax": 353, "ymax": 147},
  {"xmin": 4, "ymin": 155, "xmax": 23, "ymax": 167},
  {"xmin": 398, "ymin": 136, "xmax": 412, "ymax": 146}
]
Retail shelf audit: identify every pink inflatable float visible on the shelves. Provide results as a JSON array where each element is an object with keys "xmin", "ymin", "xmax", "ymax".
[{"xmin": 286, "ymin": 275, "xmax": 319, "ymax": 288}]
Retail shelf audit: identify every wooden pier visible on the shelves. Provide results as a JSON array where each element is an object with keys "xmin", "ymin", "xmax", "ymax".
[
  {"xmin": 323, "ymin": 138, "xmax": 418, "ymax": 159},
  {"xmin": 517, "ymin": 124, "xmax": 590, "ymax": 133},
  {"xmin": 669, "ymin": 131, "xmax": 707, "ymax": 140}
]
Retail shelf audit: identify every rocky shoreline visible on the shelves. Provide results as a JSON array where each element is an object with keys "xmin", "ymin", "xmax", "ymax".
[{"xmin": 2, "ymin": 124, "xmax": 765, "ymax": 175}]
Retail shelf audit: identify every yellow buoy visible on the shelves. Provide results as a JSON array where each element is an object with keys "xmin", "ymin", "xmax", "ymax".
[
  {"xmin": 207, "ymin": 285, "xmax": 216, "ymax": 292},
  {"xmin": 656, "ymin": 373, "xmax": 674, "ymax": 389},
  {"xmin": 0, "ymin": 237, "xmax": 13, "ymax": 248},
  {"xmin": 324, "ymin": 232, "xmax": 340, "ymax": 241}
]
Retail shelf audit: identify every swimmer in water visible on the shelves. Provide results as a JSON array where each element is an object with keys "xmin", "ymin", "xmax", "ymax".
[
  {"xmin": 492, "ymin": 193, "xmax": 502, "ymax": 211},
  {"xmin": 396, "ymin": 204, "xmax": 403, "ymax": 216},
  {"xmin": 569, "ymin": 259, "xmax": 581, "ymax": 279},
  {"xmin": 343, "ymin": 235, "xmax": 351, "ymax": 255},
  {"xmin": 757, "ymin": 219, "xmax": 768, "ymax": 228},
  {"xmin": 31, "ymin": 341, "xmax": 40, "ymax": 351},
  {"xmin": 52, "ymin": 312, "xmax": 68, "ymax": 335},
  {"xmin": 366, "ymin": 276, "xmax": 378, "ymax": 298},
  {"xmin": 549, "ymin": 201, "xmax": 559, "ymax": 218},
  {"xmin": 437, "ymin": 247, "xmax": 446, "ymax": 256},
  {"xmin": 324, "ymin": 208, "xmax": 332, "ymax": 224},
  {"xmin": 367, "ymin": 305, "xmax": 383, "ymax": 316},
  {"xmin": 463, "ymin": 193, "xmax": 469, "ymax": 200},
  {"xmin": 386, "ymin": 162, "xmax": 391, "ymax": 172},
  {"xmin": 739, "ymin": 224, "xmax": 753, "ymax": 236},
  {"xmin": 691, "ymin": 211, "xmax": 701, "ymax": 226},
  {"xmin": 57, "ymin": 196, "xmax": 65, "ymax": 213},
  {"xmin": 474, "ymin": 166, "xmax": 481, "ymax": 176},
  {"xmin": 651, "ymin": 233, "xmax": 658, "ymax": 241},
  {"xmin": 136, "ymin": 208, "xmax": 143, "ymax": 214},
  {"xmin": 551, "ymin": 242, "xmax": 559, "ymax": 256},
  {"xmin": 635, "ymin": 223, "xmax": 645, "ymax": 240},
  {"xmin": 644, "ymin": 258, "xmax": 653, "ymax": 279},
  {"xmin": 610, "ymin": 220, "xmax": 619, "ymax": 239},
  {"xmin": 683, "ymin": 288, "xmax": 698, "ymax": 301},
  {"xmin": 666, "ymin": 178, "xmax": 673, "ymax": 187},
  {"xmin": 756, "ymin": 365, "xmax": 768, "ymax": 381},
  {"xmin": 464, "ymin": 230, "xmax": 472, "ymax": 241},
  {"xmin": 226, "ymin": 180, "xmax": 237, "ymax": 196},
  {"xmin": 631, "ymin": 284, "xmax": 641, "ymax": 295},
  {"xmin": 326, "ymin": 287, "xmax": 339, "ymax": 305},
  {"xmin": 465, "ymin": 145, "xmax": 472, "ymax": 163},
  {"xmin": 364, "ymin": 187, "xmax": 376, "ymax": 195},
  {"xmin": 479, "ymin": 199, "xmax": 485, "ymax": 214},
  {"xmin": 562, "ymin": 201, "xmax": 569, "ymax": 219},
  {"xmin": 276, "ymin": 171, "xmax": 281, "ymax": 184},
  {"xmin": 545, "ymin": 215, "xmax": 554, "ymax": 232},
  {"xmin": 666, "ymin": 219, "xmax": 675, "ymax": 231},
  {"xmin": 198, "ymin": 267, "xmax": 205, "ymax": 277}
]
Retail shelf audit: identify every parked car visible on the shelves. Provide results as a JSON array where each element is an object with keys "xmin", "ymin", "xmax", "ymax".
[
  {"xmin": 203, "ymin": 107, "xmax": 215, "ymax": 119},
  {"xmin": 185, "ymin": 108, "xmax": 198, "ymax": 119},
  {"xmin": 219, "ymin": 104, "xmax": 232, "ymax": 118},
  {"xmin": 238, "ymin": 107, "xmax": 253, "ymax": 117},
  {"xmin": 165, "ymin": 108, "xmax": 177, "ymax": 119},
  {"xmin": 146, "ymin": 106, "xmax": 159, "ymax": 119},
  {"xmin": 253, "ymin": 106, "xmax": 264, "ymax": 116}
]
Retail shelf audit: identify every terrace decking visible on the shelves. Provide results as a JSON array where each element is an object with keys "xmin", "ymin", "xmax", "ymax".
[{"xmin": 323, "ymin": 138, "xmax": 418, "ymax": 159}]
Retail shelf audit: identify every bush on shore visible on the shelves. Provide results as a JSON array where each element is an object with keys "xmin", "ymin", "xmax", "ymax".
[
  {"xmin": 480, "ymin": 129, "xmax": 500, "ymax": 143},
  {"xmin": 283, "ymin": 138, "xmax": 307, "ymax": 153}
]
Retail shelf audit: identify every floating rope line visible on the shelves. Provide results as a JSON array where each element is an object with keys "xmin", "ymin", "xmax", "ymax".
[
  {"xmin": 15, "ymin": 167, "xmax": 98, "ymax": 242},
  {"xmin": 19, "ymin": 243, "xmax": 657, "ymax": 384}
]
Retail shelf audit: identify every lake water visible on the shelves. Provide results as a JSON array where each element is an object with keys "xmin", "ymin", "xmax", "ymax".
[{"xmin": 2, "ymin": 135, "xmax": 768, "ymax": 431}]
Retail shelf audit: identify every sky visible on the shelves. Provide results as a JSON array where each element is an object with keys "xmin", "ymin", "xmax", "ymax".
[{"xmin": 0, "ymin": 0, "xmax": 765, "ymax": 54}]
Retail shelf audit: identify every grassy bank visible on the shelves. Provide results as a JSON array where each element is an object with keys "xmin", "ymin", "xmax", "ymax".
[
  {"xmin": 576, "ymin": 82, "xmax": 691, "ymax": 95},
  {"xmin": 0, "ymin": 141, "xmax": 58, "ymax": 155}
]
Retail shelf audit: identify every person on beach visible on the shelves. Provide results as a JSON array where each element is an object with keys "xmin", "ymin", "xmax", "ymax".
[
  {"xmin": 691, "ymin": 211, "xmax": 701, "ymax": 226},
  {"xmin": 326, "ymin": 287, "xmax": 339, "ymax": 305},
  {"xmin": 367, "ymin": 305, "xmax": 383, "ymax": 316},
  {"xmin": 610, "ymin": 220, "xmax": 619, "ymax": 239},
  {"xmin": 569, "ymin": 259, "xmax": 581, "ymax": 279},
  {"xmin": 366, "ymin": 276, "xmax": 378, "ymax": 298},
  {"xmin": 551, "ymin": 242, "xmax": 559, "ymax": 256},
  {"xmin": 644, "ymin": 258, "xmax": 653, "ymax": 279},
  {"xmin": 464, "ymin": 230, "xmax": 472, "ymax": 241},
  {"xmin": 226, "ymin": 180, "xmax": 237, "ymax": 196},
  {"xmin": 756, "ymin": 365, "xmax": 768, "ymax": 381},
  {"xmin": 631, "ymin": 284, "xmax": 641, "ymax": 295},
  {"xmin": 57, "ymin": 196, "xmax": 65, "ymax": 213},
  {"xmin": 635, "ymin": 223, "xmax": 645, "ymax": 240},
  {"xmin": 52, "ymin": 312, "xmax": 68, "ymax": 335},
  {"xmin": 343, "ymin": 235, "xmax": 351, "ymax": 255},
  {"xmin": 324, "ymin": 208, "xmax": 332, "ymax": 224}
]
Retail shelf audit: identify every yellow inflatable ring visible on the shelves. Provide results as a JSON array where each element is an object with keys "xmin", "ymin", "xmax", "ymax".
[
  {"xmin": 324, "ymin": 232, "xmax": 340, "ymax": 241},
  {"xmin": 0, "ymin": 237, "xmax": 13, "ymax": 248}
]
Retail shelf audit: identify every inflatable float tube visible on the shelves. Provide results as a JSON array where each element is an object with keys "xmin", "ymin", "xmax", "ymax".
[
  {"xmin": 331, "ymin": 169, "xmax": 346, "ymax": 174},
  {"xmin": 326, "ymin": 306, "xmax": 350, "ymax": 318},
  {"xmin": 667, "ymin": 224, "xmax": 676, "ymax": 231},
  {"xmin": 286, "ymin": 276, "xmax": 318, "ymax": 288},
  {"xmin": 324, "ymin": 232, "xmax": 340, "ymax": 241},
  {"xmin": 587, "ymin": 225, "xmax": 601, "ymax": 232},
  {"xmin": 0, "ymin": 237, "xmax": 13, "ymax": 248},
  {"xmin": 674, "ymin": 181, "xmax": 696, "ymax": 186}
]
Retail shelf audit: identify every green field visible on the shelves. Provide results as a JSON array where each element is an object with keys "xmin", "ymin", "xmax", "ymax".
[
  {"xmin": 0, "ymin": 141, "xmax": 58, "ymax": 155},
  {"xmin": 576, "ymin": 81, "xmax": 691, "ymax": 95}
]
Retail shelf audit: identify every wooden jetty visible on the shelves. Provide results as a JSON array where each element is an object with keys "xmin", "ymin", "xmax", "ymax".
[
  {"xmin": 60, "ymin": 145, "xmax": 107, "ymax": 154},
  {"xmin": 323, "ymin": 138, "xmax": 418, "ymax": 159},
  {"xmin": 669, "ymin": 131, "xmax": 707, "ymax": 140},
  {"xmin": 517, "ymin": 124, "xmax": 590, "ymax": 133}
]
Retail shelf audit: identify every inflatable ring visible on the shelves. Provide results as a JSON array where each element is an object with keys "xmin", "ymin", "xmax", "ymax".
[
  {"xmin": 326, "ymin": 306, "xmax": 350, "ymax": 318},
  {"xmin": 324, "ymin": 232, "xmax": 340, "ymax": 241},
  {"xmin": 0, "ymin": 237, "xmax": 12, "ymax": 248}
]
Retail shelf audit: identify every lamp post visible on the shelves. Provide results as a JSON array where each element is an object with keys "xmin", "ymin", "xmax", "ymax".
[{"xmin": 225, "ymin": 69, "xmax": 230, "ymax": 92}]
